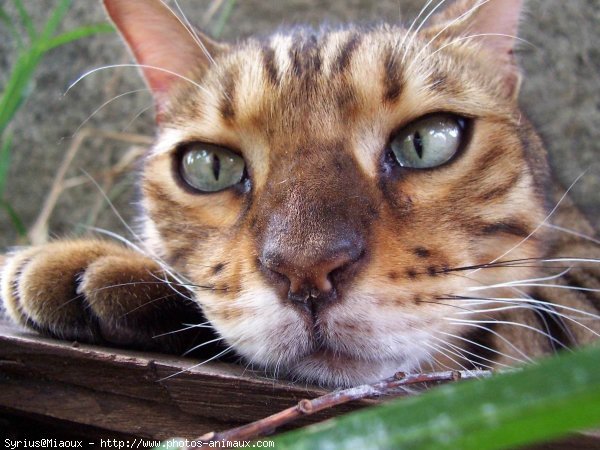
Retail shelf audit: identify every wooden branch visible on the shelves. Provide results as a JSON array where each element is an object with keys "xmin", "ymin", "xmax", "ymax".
[{"xmin": 195, "ymin": 369, "xmax": 491, "ymax": 444}]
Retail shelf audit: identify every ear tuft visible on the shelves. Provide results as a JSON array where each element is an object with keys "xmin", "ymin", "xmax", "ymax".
[{"xmin": 103, "ymin": 0, "xmax": 227, "ymax": 120}]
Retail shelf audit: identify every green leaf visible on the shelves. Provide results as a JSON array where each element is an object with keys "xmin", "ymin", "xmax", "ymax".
[
  {"xmin": 272, "ymin": 345, "xmax": 600, "ymax": 450},
  {"xmin": 12, "ymin": 0, "xmax": 36, "ymax": 40},
  {"xmin": 0, "ymin": 133, "xmax": 13, "ymax": 196},
  {"xmin": 42, "ymin": 23, "xmax": 115, "ymax": 52},
  {"xmin": 0, "ymin": 199, "xmax": 26, "ymax": 238}
]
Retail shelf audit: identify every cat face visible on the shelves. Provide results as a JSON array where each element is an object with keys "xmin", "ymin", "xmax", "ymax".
[{"xmin": 105, "ymin": 0, "xmax": 550, "ymax": 385}]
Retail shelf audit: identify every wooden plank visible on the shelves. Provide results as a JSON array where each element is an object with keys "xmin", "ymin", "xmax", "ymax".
[
  {"xmin": 1, "ymin": 319, "xmax": 598, "ymax": 446},
  {"xmin": 0, "ymin": 376, "xmax": 231, "ymax": 440},
  {"xmin": 0, "ymin": 320, "xmax": 369, "ymax": 439}
]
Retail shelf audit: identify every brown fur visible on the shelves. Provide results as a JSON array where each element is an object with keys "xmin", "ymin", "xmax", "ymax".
[{"xmin": 1, "ymin": 0, "xmax": 598, "ymax": 386}]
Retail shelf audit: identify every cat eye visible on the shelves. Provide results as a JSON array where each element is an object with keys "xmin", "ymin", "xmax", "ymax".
[
  {"xmin": 179, "ymin": 144, "xmax": 245, "ymax": 192},
  {"xmin": 389, "ymin": 114, "xmax": 465, "ymax": 169}
]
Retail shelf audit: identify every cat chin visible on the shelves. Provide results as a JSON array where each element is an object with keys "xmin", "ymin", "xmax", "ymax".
[
  {"xmin": 211, "ymin": 288, "xmax": 438, "ymax": 387},
  {"xmin": 283, "ymin": 352, "xmax": 417, "ymax": 388}
]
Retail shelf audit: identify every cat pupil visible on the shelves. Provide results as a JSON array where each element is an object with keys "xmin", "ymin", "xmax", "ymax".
[
  {"xmin": 211, "ymin": 153, "xmax": 221, "ymax": 181},
  {"xmin": 413, "ymin": 131, "xmax": 424, "ymax": 159}
]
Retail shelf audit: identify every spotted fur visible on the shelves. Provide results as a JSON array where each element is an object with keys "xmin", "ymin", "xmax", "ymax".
[{"xmin": 1, "ymin": 0, "xmax": 598, "ymax": 387}]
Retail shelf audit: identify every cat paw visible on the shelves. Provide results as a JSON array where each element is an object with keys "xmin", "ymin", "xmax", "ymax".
[{"xmin": 0, "ymin": 240, "xmax": 211, "ymax": 353}]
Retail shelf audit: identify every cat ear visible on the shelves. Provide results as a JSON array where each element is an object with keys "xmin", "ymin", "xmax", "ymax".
[
  {"xmin": 103, "ymin": 0, "xmax": 227, "ymax": 120},
  {"xmin": 428, "ymin": 0, "xmax": 524, "ymax": 99}
]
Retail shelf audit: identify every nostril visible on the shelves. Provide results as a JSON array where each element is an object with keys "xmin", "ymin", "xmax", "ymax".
[
  {"xmin": 259, "ymin": 239, "xmax": 366, "ymax": 306},
  {"xmin": 330, "ymin": 248, "xmax": 366, "ymax": 277}
]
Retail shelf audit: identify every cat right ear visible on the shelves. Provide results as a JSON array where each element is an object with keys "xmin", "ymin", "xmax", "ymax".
[
  {"xmin": 103, "ymin": 0, "xmax": 227, "ymax": 121},
  {"xmin": 427, "ymin": 0, "xmax": 524, "ymax": 100}
]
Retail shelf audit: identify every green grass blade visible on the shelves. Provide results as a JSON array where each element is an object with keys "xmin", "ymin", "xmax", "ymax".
[
  {"xmin": 272, "ymin": 345, "xmax": 600, "ymax": 450},
  {"xmin": 0, "ymin": 6, "xmax": 23, "ymax": 47},
  {"xmin": 12, "ymin": 0, "xmax": 36, "ymax": 40},
  {"xmin": 0, "ymin": 53, "xmax": 36, "ymax": 137},
  {"xmin": 0, "ymin": 200, "xmax": 27, "ymax": 238},
  {"xmin": 0, "ymin": 0, "xmax": 107, "ymax": 137},
  {"xmin": 42, "ymin": 23, "xmax": 114, "ymax": 52},
  {"xmin": 39, "ymin": 0, "xmax": 73, "ymax": 42},
  {"xmin": 211, "ymin": 0, "xmax": 237, "ymax": 38},
  {"xmin": 0, "ymin": 43, "xmax": 43, "ymax": 136},
  {"xmin": 0, "ymin": 133, "xmax": 13, "ymax": 196}
]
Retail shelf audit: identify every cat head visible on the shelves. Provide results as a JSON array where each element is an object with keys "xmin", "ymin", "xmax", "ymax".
[{"xmin": 104, "ymin": 0, "xmax": 549, "ymax": 386}]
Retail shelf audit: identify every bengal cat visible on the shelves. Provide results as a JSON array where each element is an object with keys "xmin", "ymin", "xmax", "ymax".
[{"xmin": 1, "ymin": 0, "xmax": 598, "ymax": 387}]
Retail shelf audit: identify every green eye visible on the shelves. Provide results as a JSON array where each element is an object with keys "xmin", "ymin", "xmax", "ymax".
[
  {"xmin": 390, "ymin": 114, "xmax": 465, "ymax": 169},
  {"xmin": 180, "ymin": 144, "xmax": 245, "ymax": 192}
]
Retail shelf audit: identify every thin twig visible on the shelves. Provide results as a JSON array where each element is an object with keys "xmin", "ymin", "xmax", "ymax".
[
  {"xmin": 28, "ymin": 128, "xmax": 152, "ymax": 245},
  {"xmin": 193, "ymin": 370, "xmax": 492, "ymax": 445},
  {"xmin": 201, "ymin": 0, "xmax": 226, "ymax": 27},
  {"xmin": 62, "ymin": 145, "xmax": 145, "ymax": 190},
  {"xmin": 28, "ymin": 129, "xmax": 90, "ymax": 245}
]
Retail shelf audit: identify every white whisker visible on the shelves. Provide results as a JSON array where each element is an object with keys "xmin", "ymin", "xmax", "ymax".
[
  {"xmin": 448, "ymin": 318, "xmax": 570, "ymax": 350},
  {"xmin": 436, "ymin": 330, "xmax": 525, "ymax": 365},
  {"xmin": 471, "ymin": 171, "xmax": 587, "ymax": 274},
  {"xmin": 182, "ymin": 321, "xmax": 213, "ymax": 328},
  {"xmin": 122, "ymin": 104, "xmax": 154, "ymax": 131},
  {"xmin": 159, "ymin": 344, "xmax": 235, "ymax": 381},
  {"xmin": 160, "ymin": 0, "xmax": 218, "ymax": 67},
  {"xmin": 485, "ymin": 283, "xmax": 600, "ymax": 294},
  {"xmin": 537, "ymin": 257, "xmax": 600, "ymax": 264},
  {"xmin": 401, "ymin": 0, "xmax": 448, "ymax": 63},
  {"xmin": 494, "ymin": 296, "xmax": 599, "ymax": 321},
  {"xmin": 467, "ymin": 268, "xmax": 572, "ymax": 291},
  {"xmin": 432, "ymin": 340, "xmax": 485, "ymax": 370},
  {"xmin": 87, "ymin": 225, "xmax": 199, "ymax": 303},
  {"xmin": 423, "ymin": 341, "xmax": 474, "ymax": 374},
  {"xmin": 398, "ymin": 0, "xmax": 437, "ymax": 56},
  {"xmin": 182, "ymin": 336, "xmax": 226, "ymax": 356},
  {"xmin": 451, "ymin": 298, "xmax": 600, "ymax": 338},
  {"xmin": 153, "ymin": 321, "xmax": 213, "ymax": 338},
  {"xmin": 430, "ymin": 334, "xmax": 504, "ymax": 369},
  {"xmin": 446, "ymin": 322, "xmax": 534, "ymax": 362},
  {"xmin": 65, "ymin": 64, "xmax": 209, "ymax": 96},
  {"xmin": 73, "ymin": 88, "xmax": 148, "ymax": 136},
  {"xmin": 420, "ymin": 33, "xmax": 535, "ymax": 68},
  {"xmin": 543, "ymin": 223, "xmax": 600, "ymax": 245},
  {"xmin": 81, "ymin": 171, "xmax": 146, "ymax": 246},
  {"xmin": 407, "ymin": 0, "xmax": 493, "ymax": 74}
]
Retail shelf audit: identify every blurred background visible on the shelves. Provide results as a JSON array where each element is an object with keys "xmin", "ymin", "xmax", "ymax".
[{"xmin": 0, "ymin": 0, "xmax": 598, "ymax": 248}]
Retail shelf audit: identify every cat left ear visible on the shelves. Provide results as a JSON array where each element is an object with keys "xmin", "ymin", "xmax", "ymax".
[
  {"xmin": 103, "ymin": 0, "xmax": 227, "ymax": 121},
  {"xmin": 428, "ymin": 0, "xmax": 524, "ymax": 99}
]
